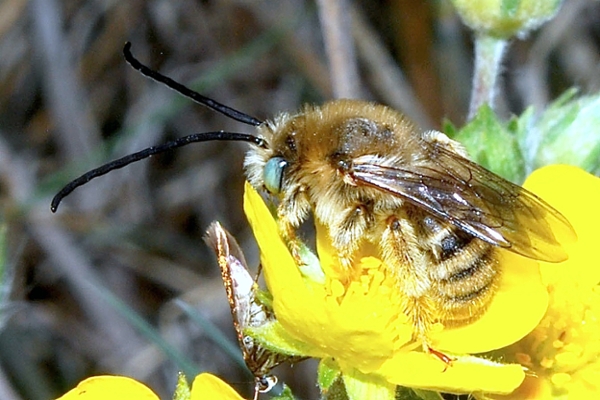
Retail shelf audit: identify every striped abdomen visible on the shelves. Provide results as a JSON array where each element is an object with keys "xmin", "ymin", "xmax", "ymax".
[{"xmin": 419, "ymin": 215, "xmax": 500, "ymax": 325}]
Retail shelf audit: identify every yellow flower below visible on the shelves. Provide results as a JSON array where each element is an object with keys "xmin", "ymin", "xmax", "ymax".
[
  {"xmin": 57, "ymin": 376, "xmax": 157, "ymax": 400},
  {"xmin": 56, "ymin": 373, "xmax": 243, "ymax": 400},
  {"xmin": 243, "ymin": 179, "xmax": 552, "ymax": 395},
  {"xmin": 57, "ymin": 165, "xmax": 590, "ymax": 400},
  {"xmin": 190, "ymin": 373, "xmax": 244, "ymax": 400},
  {"xmin": 490, "ymin": 165, "xmax": 600, "ymax": 399}
]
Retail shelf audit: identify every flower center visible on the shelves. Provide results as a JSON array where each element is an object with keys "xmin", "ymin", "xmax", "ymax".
[{"xmin": 513, "ymin": 281, "xmax": 600, "ymax": 394}]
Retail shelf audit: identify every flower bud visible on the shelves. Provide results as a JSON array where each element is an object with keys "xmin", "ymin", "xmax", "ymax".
[{"xmin": 451, "ymin": 0, "xmax": 563, "ymax": 38}]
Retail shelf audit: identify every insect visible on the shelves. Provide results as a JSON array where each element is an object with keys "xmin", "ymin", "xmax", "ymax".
[
  {"xmin": 52, "ymin": 43, "xmax": 575, "ymax": 348},
  {"xmin": 204, "ymin": 222, "xmax": 302, "ymax": 400}
]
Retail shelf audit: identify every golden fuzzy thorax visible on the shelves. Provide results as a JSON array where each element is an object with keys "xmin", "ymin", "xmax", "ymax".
[{"xmin": 245, "ymin": 100, "xmax": 422, "ymax": 227}]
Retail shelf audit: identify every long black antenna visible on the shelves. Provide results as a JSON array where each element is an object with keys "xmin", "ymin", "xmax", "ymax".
[
  {"xmin": 51, "ymin": 131, "xmax": 266, "ymax": 212},
  {"xmin": 123, "ymin": 42, "xmax": 263, "ymax": 127},
  {"xmin": 51, "ymin": 42, "xmax": 269, "ymax": 212}
]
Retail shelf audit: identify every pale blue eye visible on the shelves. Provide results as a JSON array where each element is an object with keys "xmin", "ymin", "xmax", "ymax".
[{"xmin": 263, "ymin": 157, "xmax": 288, "ymax": 194}]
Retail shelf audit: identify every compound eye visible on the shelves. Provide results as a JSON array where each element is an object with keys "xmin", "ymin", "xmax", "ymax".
[{"xmin": 263, "ymin": 157, "xmax": 288, "ymax": 194}]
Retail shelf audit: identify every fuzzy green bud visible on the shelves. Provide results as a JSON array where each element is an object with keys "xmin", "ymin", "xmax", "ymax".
[
  {"xmin": 518, "ymin": 90, "xmax": 600, "ymax": 175},
  {"xmin": 451, "ymin": 0, "xmax": 563, "ymax": 38}
]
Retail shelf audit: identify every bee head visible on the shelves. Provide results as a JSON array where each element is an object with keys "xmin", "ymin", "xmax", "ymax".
[{"xmin": 243, "ymin": 111, "xmax": 304, "ymax": 197}]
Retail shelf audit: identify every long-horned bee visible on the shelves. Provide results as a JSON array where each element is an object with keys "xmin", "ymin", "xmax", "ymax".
[{"xmin": 52, "ymin": 43, "xmax": 575, "ymax": 346}]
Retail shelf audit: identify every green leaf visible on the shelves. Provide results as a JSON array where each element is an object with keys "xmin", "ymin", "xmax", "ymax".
[
  {"xmin": 248, "ymin": 320, "xmax": 312, "ymax": 356},
  {"xmin": 395, "ymin": 387, "xmax": 444, "ymax": 400},
  {"xmin": 298, "ymin": 241, "xmax": 326, "ymax": 284},
  {"xmin": 270, "ymin": 383, "xmax": 296, "ymax": 400},
  {"xmin": 342, "ymin": 368, "xmax": 396, "ymax": 400},
  {"xmin": 321, "ymin": 375, "xmax": 348, "ymax": 400},
  {"xmin": 451, "ymin": 104, "xmax": 525, "ymax": 182},
  {"xmin": 322, "ymin": 377, "xmax": 349, "ymax": 400},
  {"xmin": 411, "ymin": 388, "xmax": 445, "ymax": 400},
  {"xmin": 255, "ymin": 288, "xmax": 274, "ymax": 310},
  {"xmin": 172, "ymin": 373, "xmax": 191, "ymax": 400},
  {"xmin": 442, "ymin": 118, "xmax": 458, "ymax": 138},
  {"xmin": 318, "ymin": 359, "xmax": 354, "ymax": 400},
  {"xmin": 524, "ymin": 89, "xmax": 600, "ymax": 174},
  {"xmin": 318, "ymin": 358, "xmax": 342, "ymax": 392},
  {"xmin": 501, "ymin": 0, "xmax": 521, "ymax": 17}
]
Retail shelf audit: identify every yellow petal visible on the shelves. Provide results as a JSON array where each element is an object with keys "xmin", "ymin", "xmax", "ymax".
[
  {"xmin": 379, "ymin": 352, "xmax": 525, "ymax": 394},
  {"xmin": 523, "ymin": 165, "xmax": 600, "ymax": 285},
  {"xmin": 487, "ymin": 165, "xmax": 600, "ymax": 400},
  {"xmin": 243, "ymin": 183, "xmax": 327, "ymax": 347},
  {"xmin": 243, "ymin": 182, "xmax": 304, "ymax": 297},
  {"xmin": 243, "ymin": 183, "xmax": 412, "ymax": 372},
  {"xmin": 429, "ymin": 166, "xmax": 600, "ymax": 354},
  {"xmin": 243, "ymin": 180, "xmax": 537, "ymax": 394},
  {"xmin": 190, "ymin": 373, "xmax": 244, "ymax": 400},
  {"xmin": 485, "ymin": 374, "xmax": 553, "ymax": 400},
  {"xmin": 56, "ymin": 376, "xmax": 158, "ymax": 400},
  {"xmin": 431, "ymin": 250, "xmax": 548, "ymax": 353}
]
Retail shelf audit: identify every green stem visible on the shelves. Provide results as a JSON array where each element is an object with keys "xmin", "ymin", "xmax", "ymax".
[{"xmin": 468, "ymin": 35, "xmax": 508, "ymax": 120}]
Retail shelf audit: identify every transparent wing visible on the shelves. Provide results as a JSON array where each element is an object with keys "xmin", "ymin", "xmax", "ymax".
[
  {"xmin": 351, "ymin": 147, "xmax": 575, "ymax": 262},
  {"xmin": 204, "ymin": 222, "xmax": 304, "ymax": 396}
]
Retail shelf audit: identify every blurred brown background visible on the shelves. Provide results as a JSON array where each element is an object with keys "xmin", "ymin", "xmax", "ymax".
[{"xmin": 0, "ymin": 1, "xmax": 599, "ymax": 399}]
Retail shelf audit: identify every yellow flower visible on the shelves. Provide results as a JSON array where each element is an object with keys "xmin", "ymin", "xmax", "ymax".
[
  {"xmin": 243, "ymin": 179, "xmax": 555, "ymax": 396},
  {"xmin": 56, "ymin": 376, "xmax": 158, "ymax": 400},
  {"xmin": 190, "ymin": 374, "xmax": 244, "ymax": 400},
  {"xmin": 488, "ymin": 165, "xmax": 600, "ymax": 399},
  {"xmin": 56, "ymin": 373, "xmax": 243, "ymax": 400}
]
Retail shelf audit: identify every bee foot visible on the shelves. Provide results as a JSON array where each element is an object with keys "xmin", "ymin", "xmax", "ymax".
[
  {"xmin": 426, "ymin": 346, "xmax": 455, "ymax": 371},
  {"xmin": 288, "ymin": 241, "xmax": 307, "ymax": 267},
  {"xmin": 336, "ymin": 255, "xmax": 362, "ymax": 282}
]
